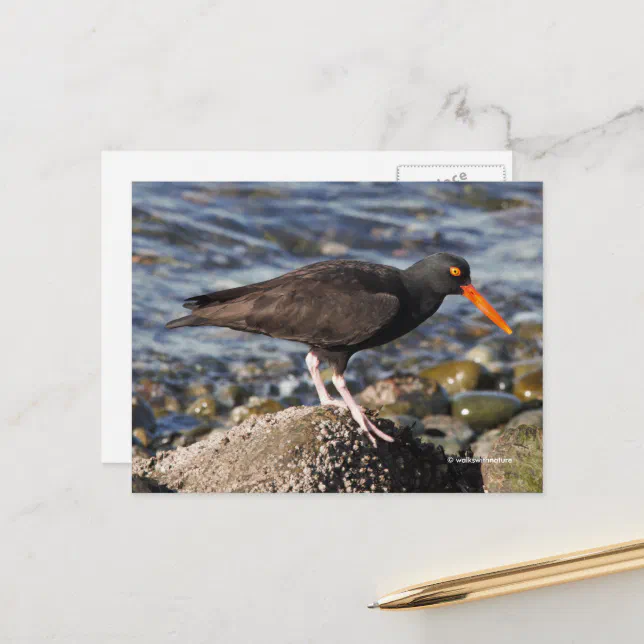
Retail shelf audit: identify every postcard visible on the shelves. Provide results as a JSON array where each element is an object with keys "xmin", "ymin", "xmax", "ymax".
[
  {"xmin": 103, "ymin": 151, "xmax": 513, "ymax": 465},
  {"xmin": 125, "ymin": 178, "xmax": 542, "ymax": 493}
]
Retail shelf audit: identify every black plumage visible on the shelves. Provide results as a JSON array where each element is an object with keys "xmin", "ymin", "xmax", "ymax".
[{"xmin": 166, "ymin": 252, "xmax": 511, "ymax": 446}]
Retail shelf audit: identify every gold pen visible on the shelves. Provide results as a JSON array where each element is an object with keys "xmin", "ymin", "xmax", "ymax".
[{"xmin": 369, "ymin": 538, "xmax": 644, "ymax": 611}]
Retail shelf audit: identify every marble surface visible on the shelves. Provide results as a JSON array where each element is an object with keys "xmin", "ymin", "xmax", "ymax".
[{"xmin": 3, "ymin": 1, "xmax": 644, "ymax": 642}]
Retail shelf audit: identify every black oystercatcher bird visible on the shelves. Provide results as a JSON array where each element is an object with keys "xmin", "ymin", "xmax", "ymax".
[{"xmin": 166, "ymin": 253, "xmax": 512, "ymax": 446}]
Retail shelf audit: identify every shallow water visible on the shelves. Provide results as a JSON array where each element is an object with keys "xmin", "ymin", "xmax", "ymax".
[{"xmin": 132, "ymin": 181, "xmax": 542, "ymax": 432}]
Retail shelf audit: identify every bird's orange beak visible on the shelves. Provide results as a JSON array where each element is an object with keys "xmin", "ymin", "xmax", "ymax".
[{"xmin": 461, "ymin": 284, "xmax": 513, "ymax": 335}]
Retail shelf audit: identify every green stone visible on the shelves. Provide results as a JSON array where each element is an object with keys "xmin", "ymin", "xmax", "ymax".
[
  {"xmin": 465, "ymin": 343, "xmax": 502, "ymax": 368},
  {"xmin": 231, "ymin": 397, "xmax": 285, "ymax": 425},
  {"xmin": 186, "ymin": 396, "xmax": 218, "ymax": 418},
  {"xmin": 512, "ymin": 359, "xmax": 542, "ymax": 380},
  {"xmin": 132, "ymin": 427, "xmax": 149, "ymax": 448},
  {"xmin": 185, "ymin": 382, "xmax": 214, "ymax": 398},
  {"xmin": 248, "ymin": 399, "xmax": 284, "ymax": 416},
  {"xmin": 481, "ymin": 425, "xmax": 543, "ymax": 493},
  {"xmin": 216, "ymin": 384, "xmax": 251, "ymax": 408},
  {"xmin": 450, "ymin": 391, "xmax": 522, "ymax": 432},
  {"xmin": 516, "ymin": 320, "xmax": 543, "ymax": 341},
  {"xmin": 513, "ymin": 369, "xmax": 543, "ymax": 402},
  {"xmin": 419, "ymin": 360, "xmax": 482, "ymax": 394}
]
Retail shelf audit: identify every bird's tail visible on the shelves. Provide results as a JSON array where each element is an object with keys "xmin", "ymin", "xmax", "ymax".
[{"xmin": 165, "ymin": 315, "xmax": 208, "ymax": 329}]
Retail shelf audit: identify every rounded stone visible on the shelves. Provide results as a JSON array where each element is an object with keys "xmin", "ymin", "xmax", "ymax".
[
  {"xmin": 465, "ymin": 343, "xmax": 502, "ymax": 368},
  {"xmin": 231, "ymin": 397, "xmax": 284, "ymax": 425},
  {"xmin": 415, "ymin": 415, "xmax": 475, "ymax": 453},
  {"xmin": 132, "ymin": 427, "xmax": 150, "ymax": 448},
  {"xmin": 516, "ymin": 320, "xmax": 543, "ymax": 341},
  {"xmin": 186, "ymin": 396, "xmax": 218, "ymax": 418},
  {"xmin": 481, "ymin": 425, "xmax": 543, "ymax": 493},
  {"xmin": 132, "ymin": 395, "xmax": 156, "ymax": 433},
  {"xmin": 419, "ymin": 360, "xmax": 482, "ymax": 395},
  {"xmin": 513, "ymin": 368, "xmax": 543, "ymax": 402},
  {"xmin": 450, "ymin": 391, "xmax": 522, "ymax": 432},
  {"xmin": 216, "ymin": 384, "xmax": 251, "ymax": 408},
  {"xmin": 507, "ymin": 409, "xmax": 543, "ymax": 430},
  {"xmin": 185, "ymin": 381, "xmax": 215, "ymax": 398},
  {"xmin": 471, "ymin": 428, "xmax": 502, "ymax": 459},
  {"xmin": 512, "ymin": 359, "xmax": 542, "ymax": 380},
  {"xmin": 359, "ymin": 376, "xmax": 450, "ymax": 417}
]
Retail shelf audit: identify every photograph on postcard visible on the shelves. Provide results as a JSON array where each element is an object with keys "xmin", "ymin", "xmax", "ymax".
[{"xmin": 131, "ymin": 182, "xmax": 542, "ymax": 493}]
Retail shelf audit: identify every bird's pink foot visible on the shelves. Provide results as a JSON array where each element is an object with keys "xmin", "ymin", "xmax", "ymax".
[
  {"xmin": 363, "ymin": 414, "xmax": 395, "ymax": 443},
  {"xmin": 331, "ymin": 373, "xmax": 395, "ymax": 447}
]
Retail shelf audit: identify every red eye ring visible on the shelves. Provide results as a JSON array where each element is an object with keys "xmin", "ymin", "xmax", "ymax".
[{"xmin": 450, "ymin": 266, "xmax": 461, "ymax": 277}]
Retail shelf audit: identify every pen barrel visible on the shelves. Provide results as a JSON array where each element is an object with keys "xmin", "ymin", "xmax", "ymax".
[{"xmin": 378, "ymin": 539, "xmax": 644, "ymax": 610}]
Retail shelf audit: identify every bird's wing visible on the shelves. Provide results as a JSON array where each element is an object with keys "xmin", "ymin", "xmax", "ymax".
[
  {"xmin": 184, "ymin": 276, "xmax": 401, "ymax": 348},
  {"xmin": 243, "ymin": 284, "xmax": 401, "ymax": 347}
]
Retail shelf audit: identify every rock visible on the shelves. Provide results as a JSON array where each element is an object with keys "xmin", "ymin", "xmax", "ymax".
[
  {"xmin": 132, "ymin": 406, "xmax": 484, "ymax": 493},
  {"xmin": 185, "ymin": 382, "xmax": 214, "ymax": 399},
  {"xmin": 516, "ymin": 320, "xmax": 543, "ymax": 341},
  {"xmin": 359, "ymin": 376, "xmax": 450, "ymax": 418},
  {"xmin": 231, "ymin": 396, "xmax": 285, "ymax": 425},
  {"xmin": 173, "ymin": 424, "xmax": 218, "ymax": 448},
  {"xmin": 477, "ymin": 365, "xmax": 513, "ymax": 393},
  {"xmin": 471, "ymin": 429, "xmax": 502, "ymax": 459},
  {"xmin": 451, "ymin": 391, "xmax": 522, "ymax": 432},
  {"xmin": 419, "ymin": 360, "xmax": 482, "ymax": 394},
  {"xmin": 132, "ymin": 474, "xmax": 176, "ymax": 493},
  {"xmin": 132, "ymin": 395, "xmax": 156, "ymax": 433},
  {"xmin": 514, "ymin": 368, "xmax": 543, "ymax": 402},
  {"xmin": 481, "ymin": 425, "xmax": 543, "ymax": 493},
  {"xmin": 507, "ymin": 409, "xmax": 543, "ymax": 430},
  {"xmin": 132, "ymin": 427, "xmax": 150, "ymax": 448},
  {"xmin": 186, "ymin": 395, "xmax": 218, "ymax": 418},
  {"xmin": 231, "ymin": 362, "xmax": 264, "ymax": 380},
  {"xmin": 416, "ymin": 415, "xmax": 475, "ymax": 453},
  {"xmin": 465, "ymin": 343, "xmax": 502, "ymax": 368},
  {"xmin": 512, "ymin": 359, "xmax": 542, "ymax": 380},
  {"xmin": 216, "ymin": 384, "xmax": 251, "ymax": 408},
  {"xmin": 264, "ymin": 358, "xmax": 295, "ymax": 372},
  {"xmin": 151, "ymin": 394, "xmax": 181, "ymax": 417},
  {"xmin": 134, "ymin": 379, "xmax": 182, "ymax": 418},
  {"xmin": 320, "ymin": 241, "xmax": 349, "ymax": 256}
]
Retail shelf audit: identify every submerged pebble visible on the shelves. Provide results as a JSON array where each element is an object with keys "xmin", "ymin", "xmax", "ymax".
[
  {"xmin": 450, "ymin": 391, "xmax": 522, "ymax": 432},
  {"xmin": 216, "ymin": 384, "xmax": 251, "ymax": 408},
  {"xmin": 415, "ymin": 415, "xmax": 474, "ymax": 453},
  {"xmin": 419, "ymin": 360, "xmax": 482, "ymax": 395},
  {"xmin": 132, "ymin": 395, "xmax": 156, "ymax": 433},
  {"xmin": 465, "ymin": 343, "xmax": 502, "ymax": 368},
  {"xmin": 231, "ymin": 397, "xmax": 285, "ymax": 425},
  {"xmin": 185, "ymin": 382, "xmax": 214, "ymax": 399},
  {"xmin": 186, "ymin": 396, "xmax": 218, "ymax": 418},
  {"xmin": 512, "ymin": 359, "xmax": 542, "ymax": 380},
  {"xmin": 359, "ymin": 376, "xmax": 450, "ymax": 418},
  {"xmin": 513, "ymin": 368, "xmax": 543, "ymax": 402}
]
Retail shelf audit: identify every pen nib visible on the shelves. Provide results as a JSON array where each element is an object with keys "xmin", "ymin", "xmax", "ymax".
[{"xmin": 367, "ymin": 602, "xmax": 379, "ymax": 609}]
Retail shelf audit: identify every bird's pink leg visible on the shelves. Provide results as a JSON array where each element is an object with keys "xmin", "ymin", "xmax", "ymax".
[
  {"xmin": 331, "ymin": 373, "xmax": 395, "ymax": 446},
  {"xmin": 305, "ymin": 351, "xmax": 347, "ymax": 408}
]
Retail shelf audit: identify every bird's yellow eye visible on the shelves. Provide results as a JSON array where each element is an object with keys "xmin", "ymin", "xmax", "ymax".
[{"xmin": 450, "ymin": 266, "xmax": 461, "ymax": 277}]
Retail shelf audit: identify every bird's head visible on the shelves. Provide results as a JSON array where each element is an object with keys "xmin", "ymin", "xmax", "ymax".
[{"xmin": 409, "ymin": 253, "xmax": 513, "ymax": 335}]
